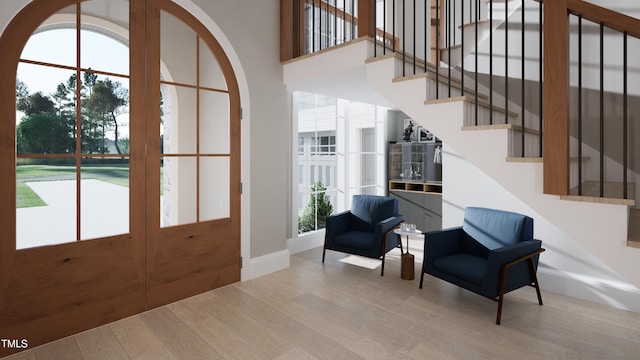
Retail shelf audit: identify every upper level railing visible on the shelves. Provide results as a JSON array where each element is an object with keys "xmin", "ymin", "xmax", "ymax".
[{"xmin": 281, "ymin": 0, "xmax": 640, "ymax": 202}]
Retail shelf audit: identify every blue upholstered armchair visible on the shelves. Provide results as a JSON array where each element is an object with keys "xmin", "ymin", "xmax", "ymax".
[
  {"xmin": 419, "ymin": 207, "xmax": 545, "ymax": 324},
  {"xmin": 323, "ymin": 195, "xmax": 404, "ymax": 276}
]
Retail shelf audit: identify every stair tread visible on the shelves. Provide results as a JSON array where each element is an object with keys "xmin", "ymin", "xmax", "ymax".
[
  {"xmin": 506, "ymin": 157, "xmax": 543, "ymax": 163},
  {"xmin": 459, "ymin": 19, "xmax": 498, "ymax": 30},
  {"xmin": 461, "ymin": 122, "xmax": 540, "ymax": 135},
  {"xmin": 390, "ymin": 57, "xmax": 492, "ymax": 102},
  {"xmin": 566, "ymin": 181, "xmax": 635, "ymax": 206},
  {"xmin": 385, "ymin": 52, "xmax": 495, "ymax": 104},
  {"xmin": 559, "ymin": 194, "xmax": 635, "ymax": 206},
  {"xmin": 458, "ymin": 95, "xmax": 520, "ymax": 118},
  {"xmin": 441, "ymin": 44, "xmax": 462, "ymax": 51}
]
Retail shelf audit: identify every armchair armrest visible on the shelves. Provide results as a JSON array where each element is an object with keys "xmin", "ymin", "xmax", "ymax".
[
  {"xmin": 324, "ymin": 211, "xmax": 352, "ymax": 246},
  {"xmin": 375, "ymin": 215, "xmax": 404, "ymax": 235},
  {"xmin": 482, "ymin": 239, "xmax": 543, "ymax": 296},
  {"xmin": 424, "ymin": 227, "xmax": 464, "ymax": 260},
  {"xmin": 487, "ymin": 239, "xmax": 542, "ymax": 268},
  {"xmin": 373, "ymin": 215, "xmax": 404, "ymax": 252}
]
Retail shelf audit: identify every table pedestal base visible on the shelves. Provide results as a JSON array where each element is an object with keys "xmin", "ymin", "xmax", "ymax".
[{"xmin": 401, "ymin": 253, "xmax": 414, "ymax": 280}]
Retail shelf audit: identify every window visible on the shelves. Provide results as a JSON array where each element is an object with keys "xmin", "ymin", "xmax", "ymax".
[
  {"xmin": 294, "ymin": 91, "xmax": 388, "ymax": 235},
  {"xmin": 310, "ymin": 135, "xmax": 336, "ymax": 155}
]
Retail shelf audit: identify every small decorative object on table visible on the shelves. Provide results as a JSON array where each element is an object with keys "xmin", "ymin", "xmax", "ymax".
[{"xmin": 402, "ymin": 120, "xmax": 414, "ymax": 142}]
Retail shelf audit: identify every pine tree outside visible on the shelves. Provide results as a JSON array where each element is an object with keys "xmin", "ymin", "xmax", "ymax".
[{"xmin": 298, "ymin": 181, "xmax": 333, "ymax": 234}]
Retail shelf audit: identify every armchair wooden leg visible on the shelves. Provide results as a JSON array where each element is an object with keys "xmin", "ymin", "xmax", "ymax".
[
  {"xmin": 496, "ymin": 252, "xmax": 545, "ymax": 325},
  {"xmin": 322, "ymin": 248, "xmax": 326, "ymax": 263},
  {"xmin": 496, "ymin": 294, "xmax": 505, "ymax": 325},
  {"xmin": 497, "ymin": 264, "xmax": 509, "ymax": 325},
  {"xmin": 419, "ymin": 270, "xmax": 425, "ymax": 289},
  {"xmin": 380, "ymin": 224, "xmax": 403, "ymax": 277},
  {"xmin": 529, "ymin": 258, "xmax": 544, "ymax": 305}
]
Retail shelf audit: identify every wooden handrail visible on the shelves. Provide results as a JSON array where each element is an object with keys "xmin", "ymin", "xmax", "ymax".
[
  {"xmin": 534, "ymin": 0, "xmax": 640, "ymax": 37},
  {"xmin": 567, "ymin": 0, "xmax": 640, "ymax": 39}
]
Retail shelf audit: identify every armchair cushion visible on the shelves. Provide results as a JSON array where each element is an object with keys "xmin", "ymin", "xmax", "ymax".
[
  {"xmin": 433, "ymin": 253, "xmax": 487, "ymax": 286},
  {"xmin": 334, "ymin": 231, "xmax": 374, "ymax": 250}
]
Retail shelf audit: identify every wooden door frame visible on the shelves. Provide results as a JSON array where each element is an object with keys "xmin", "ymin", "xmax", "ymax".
[{"xmin": 0, "ymin": 0, "xmax": 241, "ymax": 355}]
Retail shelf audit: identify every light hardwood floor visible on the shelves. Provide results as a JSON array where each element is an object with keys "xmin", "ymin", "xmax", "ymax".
[{"xmin": 4, "ymin": 240, "xmax": 640, "ymax": 359}]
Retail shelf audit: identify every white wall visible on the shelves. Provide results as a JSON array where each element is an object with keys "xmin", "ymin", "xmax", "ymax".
[
  {"xmin": 188, "ymin": 0, "xmax": 291, "ymax": 276},
  {"xmin": 0, "ymin": 1, "xmax": 22, "ymax": 35}
]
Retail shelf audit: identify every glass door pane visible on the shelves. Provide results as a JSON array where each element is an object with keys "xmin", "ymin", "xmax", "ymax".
[
  {"xmin": 160, "ymin": 9, "xmax": 231, "ymax": 228},
  {"xmin": 161, "ymin": 156, "xmax": 197, "ymax": 227},
  {"xmin": 15, "ymin": 0, "xmax": 131, "ymax": 249},
  {"xmin": 200, "ymin": 157, "xmax": 230, "ymax": 221},
  {"xmin": 161, "ymin": 84, "xmax": 197, "ymax": 155},
  {"xmin": 199, "ymin": 89, "xmax": 230, "ymax": 154},
  {"xmin": 80, "ymin": 157, "xmax": 130, "ymax": 239},
  {"xmin": 16, "ymin": 159, "xmax": 77, "ymax": 249}
]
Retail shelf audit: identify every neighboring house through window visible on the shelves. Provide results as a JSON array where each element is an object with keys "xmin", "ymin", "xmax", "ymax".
[{"xmin": 294, "ymin": 91, "xmax": 388, "ymax": 235}]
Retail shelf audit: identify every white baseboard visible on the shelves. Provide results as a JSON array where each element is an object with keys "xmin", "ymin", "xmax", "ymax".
[
  {"xmin": 247, "ymin": 249, "xmax": 290, "ymax": 280},
  {"xmin": 287, "ymin": 230, "xmax": 325, "ymax": 254},
  {"xmin": 245, "ymin": 232, "xmax": 325, "ymax": 281},
  {"xmin": 538, "ymin": 267, "xmax": 640, "ymax": 313}
]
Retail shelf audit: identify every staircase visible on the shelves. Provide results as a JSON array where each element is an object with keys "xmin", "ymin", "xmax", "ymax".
[
  {"xmin": 439, "ymin": 0, "xmax": 520, "ymax": 68},
  {"xmin": 363, "ymin": 0, "xmax": 640, "ymax": 290},
  {"xmin": 424, "ymin": 0, "xmax": 546, "ymax": 160},
  {"xmin": 282, "ymin": 0, "xmax": 640, "ymax": 309},
  {"xmin": 431, "ymin": 0, "xmax": 640, "ymax": 243},
  {"xmin": 365, "ymin": 50, "xmax": 640, "ymax": 290}
]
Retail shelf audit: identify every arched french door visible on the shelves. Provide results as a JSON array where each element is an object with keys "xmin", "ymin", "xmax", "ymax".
[{"xmin": 0, "ymin": 0, "xmax": 240, "ymax": 354}]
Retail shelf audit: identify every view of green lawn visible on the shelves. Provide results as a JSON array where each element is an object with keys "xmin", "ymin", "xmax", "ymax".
[
  {"xmin": 16, "ymin": 164, "xmax": 130, "ymax": 208},
  {"xmin": 16, "ymin": 182, "xmax": 47, "ymax": 208}
]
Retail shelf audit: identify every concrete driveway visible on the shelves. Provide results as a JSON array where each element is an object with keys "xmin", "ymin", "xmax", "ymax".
[{"xmin": 16, "ymin": 179, "xmax": 129, "ymax": 249}]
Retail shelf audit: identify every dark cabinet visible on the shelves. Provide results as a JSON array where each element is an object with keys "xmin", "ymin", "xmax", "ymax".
[
  {"xmin": 389, "ymin": 190, "xmax": 442, "ymax": 232},
  {"xmin": 388, "ymin": 142, "xmax": 442, "ymax": 232}
]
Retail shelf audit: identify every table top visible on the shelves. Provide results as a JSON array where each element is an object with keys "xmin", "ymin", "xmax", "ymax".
[{"xmin": 394, "ymin": 228, "xmax": 422, "ymax": 236}]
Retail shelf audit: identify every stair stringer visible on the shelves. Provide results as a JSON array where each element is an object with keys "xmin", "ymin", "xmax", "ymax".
[{"xmin": 367, "ymin": 55, "xmax": 640, "ymax": 293}]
